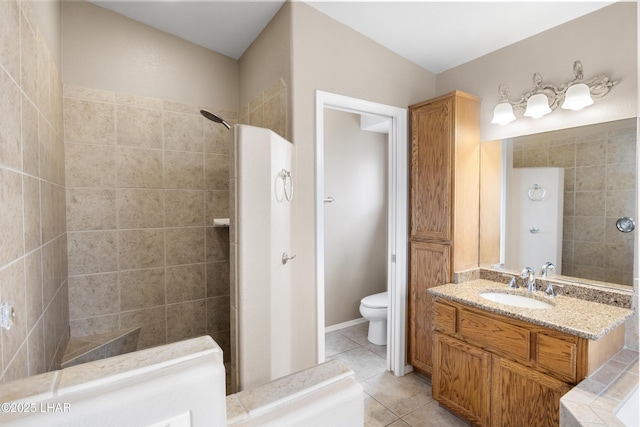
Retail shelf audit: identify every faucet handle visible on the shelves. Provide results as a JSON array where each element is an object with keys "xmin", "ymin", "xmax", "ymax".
[
  {"xmin": 508, "ymin": 276, "xmax": 519, "ymax": 289},
  {"xmin": 545, "ymin": 283, "xmax": 556, "ymax": 298}
]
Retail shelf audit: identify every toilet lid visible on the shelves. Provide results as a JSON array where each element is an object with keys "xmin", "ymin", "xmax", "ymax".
[{"xmin": 361, "ymin": 292, "xmax": 388, "ymax": 309}]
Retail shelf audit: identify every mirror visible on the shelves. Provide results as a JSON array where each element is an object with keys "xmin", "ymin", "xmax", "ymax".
[{"xmin": 480, "ymin": 118, "xmax": 637, "ymax": 289}]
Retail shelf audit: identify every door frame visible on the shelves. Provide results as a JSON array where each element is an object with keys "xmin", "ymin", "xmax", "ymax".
[{"xmin": 315, "ymin": 90, "xmax": 408, "ymax": 376}]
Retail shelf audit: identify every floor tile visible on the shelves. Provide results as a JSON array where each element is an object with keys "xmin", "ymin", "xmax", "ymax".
[
  {"xmin": 362, "ymin": 372, "xmax": 434, "ymax": 417},
  {"xmin": 327, "ymin": 324, "xmax": 460, "ymax": 426},
  {"xmin": 388, "ymin": 420, "xmax": 412, "ymax": 426},
  {"xmin": 364, "ymin": 341, "xmax": 387, "ymax": 358},
  {"xmin": 401, "ymin": 400, "xmax": 470, "ymax": 426},
  {"xmin": 364, "ymin": 394, "xmax": 399, "ymax": 427},
  {"xmin": 329, "ymin": 346, "xmax": 386, "ymax": 381},
  {"xmin": 325, "ymin": 330, "xmax": 361, "ymax": 357},
  {"xmin": 338, "ymin": 322, "xmax": 370, "ymax": 346}
]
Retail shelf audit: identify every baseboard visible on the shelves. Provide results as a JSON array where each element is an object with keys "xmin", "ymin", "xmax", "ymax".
[{"xmin": 325, "ymin": 317, "xmax": 368, "ymax": 333}]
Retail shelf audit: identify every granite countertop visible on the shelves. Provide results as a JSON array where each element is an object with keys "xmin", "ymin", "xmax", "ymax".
[{"xmin": 428, "ymin": 279, "xmax": 633, "ymax": 340}]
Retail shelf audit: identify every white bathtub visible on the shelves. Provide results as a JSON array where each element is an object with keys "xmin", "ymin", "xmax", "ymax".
[
  {"xmin": 616, "ymin": 386, "xmax": 639, "ymax": 427},
  {"xmin": 0, "ymin": 336, "xmax": 228, "ymax": 426},
  {"xmin": 560, "ymin": 348, "xmax": 639, "ymax": 427}
]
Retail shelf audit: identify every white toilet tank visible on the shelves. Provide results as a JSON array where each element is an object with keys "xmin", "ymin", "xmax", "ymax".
[{"xmin": 361, "ymin": 292, "xmax": 388, "ymax": 309}]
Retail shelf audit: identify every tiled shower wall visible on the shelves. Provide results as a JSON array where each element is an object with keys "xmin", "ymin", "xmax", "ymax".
[
  {"xmin": 238, "ymin": 79, "xmax": 288, "ymax": 140},
  {"xmin": 0, "ymin": 0, "xmax": 69, "ymax": 382},
  {"xmin": 513, "ymin": 120, "xmax": 636, "ymax": 286},
  {"xmin": 63, "ymin": 85, "xmax": 233, "ymax": 358}
]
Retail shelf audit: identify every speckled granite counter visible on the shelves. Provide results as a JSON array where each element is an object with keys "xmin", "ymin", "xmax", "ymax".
[
  {"xmin": 471, "ymin": 267, "xmax": 633, "ymax": 308},
  {"xmin": 428, "ymin": 279, "xmax": 633, "ymax": 340}
]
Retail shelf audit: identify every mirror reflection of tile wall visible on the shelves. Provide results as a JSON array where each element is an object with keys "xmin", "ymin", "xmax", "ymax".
[{"xmin": 512, "ymin": 119, "xmax": 636, "ymax": 286}]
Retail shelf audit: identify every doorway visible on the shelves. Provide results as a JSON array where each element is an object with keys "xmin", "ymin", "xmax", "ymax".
[{"xmin": 315, "ymin": 91, "xmax": 408, "ymax": 376}]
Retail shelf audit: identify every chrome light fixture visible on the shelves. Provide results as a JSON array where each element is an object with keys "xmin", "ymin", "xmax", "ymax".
[{"xmin": 492, "ymin": 60, "xmax": 618, "ymax": 125}]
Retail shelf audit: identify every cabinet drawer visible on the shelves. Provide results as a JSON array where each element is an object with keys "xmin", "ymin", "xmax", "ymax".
[
  {"xmin": 536, "ymin": 333, "xmax": 577, "ymax": 382},
  {"xmin": 459, "ymin": 310, "xmax": 530, "ymax": 361},
  {"xmin": 434, "ymin": 301, "xmax": 456, "ymax": 335}
]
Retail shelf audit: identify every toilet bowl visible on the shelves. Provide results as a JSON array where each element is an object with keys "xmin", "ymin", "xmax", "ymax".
[{"xmin": 359, "ymin": 292, "xmax": 388, "ymax": 345}]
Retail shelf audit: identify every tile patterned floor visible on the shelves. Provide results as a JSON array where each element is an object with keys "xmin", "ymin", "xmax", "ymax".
[{"xmin": 326, "ymin": 323, "xmax": 470, "ymax": 426}]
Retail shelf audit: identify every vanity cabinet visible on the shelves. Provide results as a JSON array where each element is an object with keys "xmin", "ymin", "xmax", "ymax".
[
  {"xmin": 407, "ymin": 91, "xmax": 480, "ymax": 376},
  {"xmin": 434, "ymin": 332, "xmax": 491, "ymax": 425},
  {"xmin": 409, "ymin": 242, "xmax": 450, "ymax": 374},
  {"xmin": 491, "ymin": 356, "xmax": 571, "ymax": 427},
  {"xmin": 433, "ymin": 298, "xmax": 623, "ymax": 426}
]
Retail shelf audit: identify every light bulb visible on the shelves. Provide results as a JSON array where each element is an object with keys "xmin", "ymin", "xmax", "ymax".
[
  {"xmin": 492, "ymin": 102, "xmax": 516, "ymax": 125},
  {"xmin": 562, "ymin": 83, "xmax": 594, "ymax": 111},
  {"xmin": 524, "ymin": 93, "xmax": 551, "ymax": 119}
]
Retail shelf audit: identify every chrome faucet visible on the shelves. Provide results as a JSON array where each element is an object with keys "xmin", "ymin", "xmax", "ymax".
[
  {"xmin": 540, "ymin": 262, "xmax": 556, "ymax": 277},
  {"xmin": 540, "ymin": 262, "xmax": 557, "ymax": 298},
  {"xmin": 520, "ymin": 267, "xmax": 536, "ymax": 292}
]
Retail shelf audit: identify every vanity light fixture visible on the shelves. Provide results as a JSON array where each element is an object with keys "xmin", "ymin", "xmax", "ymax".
[{"xmin": 491, "ymin": 60, "xmax": 618, "ymax": 125}]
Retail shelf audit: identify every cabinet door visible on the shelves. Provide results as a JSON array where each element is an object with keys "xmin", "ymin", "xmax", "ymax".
[
  {"xmin": 433, "ymin": 333, "xmax": 491, "ymax": 426},
  {"xmin": 492, "ymin": 356, "xmax": 571, "ymax": 427},
  {"xmin": 408, "ymin": 242, "xmax": 450, "ymax": 375},
  {"xmin": 409, "ymin": 98, "xmax": 452, "ymax": 242}
]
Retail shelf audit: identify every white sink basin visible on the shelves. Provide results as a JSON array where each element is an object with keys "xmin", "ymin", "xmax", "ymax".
[{"xmin": 479, "ymin": 292, "xmax": 554, "ymax": 309}]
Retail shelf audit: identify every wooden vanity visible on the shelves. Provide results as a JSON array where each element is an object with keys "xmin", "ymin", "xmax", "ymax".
[{"xmin": 429, "ymin": 280, "xmax": 631, "ymax": 427}]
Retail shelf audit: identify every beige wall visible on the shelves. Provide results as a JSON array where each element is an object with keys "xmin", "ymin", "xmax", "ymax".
[
  {"xmin": 28, "ymin": 0, "xmax": 62, "ymax": 69},
  {"xmin": 289, "ymin": 1, "xmax": 436, "ymax": 370},
  {"xmin": 436, "ymin": 2, "xmax": 638, "ymax": 142},
  {"xmin": 324, "ymin": 110, "xmax": 387, "ymax": 326},
  {"xmin": 62, "ymin": 1, "xmax": 239, "ymax": 111},
  {"xmin": 0, "ymin": 0, "xmax": 68, "ymax": 382},
  {"xmin": 238, "ymin": 4, "xmax": 291, "ymax": 139},
  {"xmin": 238, "ymin": 4, "xmax": 291, "ymax": 108}
]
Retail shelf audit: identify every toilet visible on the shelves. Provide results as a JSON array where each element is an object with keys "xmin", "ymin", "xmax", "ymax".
[{"xmin": 359, "ymin": 292, "xmax": 388, "ymax": 345}]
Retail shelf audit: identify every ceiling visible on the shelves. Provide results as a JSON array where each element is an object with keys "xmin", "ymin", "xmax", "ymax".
[{"xmin": 91, "ymin": 1, "xmax": 613, "ymax": 74}]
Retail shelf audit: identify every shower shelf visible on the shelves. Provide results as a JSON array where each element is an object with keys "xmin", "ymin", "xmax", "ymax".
[{"xmin": 214, "ymin": 218, "xmax": 230, "ymax": 227}]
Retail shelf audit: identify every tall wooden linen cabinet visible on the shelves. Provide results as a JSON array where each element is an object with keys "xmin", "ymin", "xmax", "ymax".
[{"xmin": 408, "ymin": 91, "xmax": 481, "ymax": 376}]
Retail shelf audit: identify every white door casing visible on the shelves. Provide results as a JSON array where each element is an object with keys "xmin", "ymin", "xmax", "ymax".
[{"xmin": 315, "ymin": 90, "xmax": 408, "ymax": 376}]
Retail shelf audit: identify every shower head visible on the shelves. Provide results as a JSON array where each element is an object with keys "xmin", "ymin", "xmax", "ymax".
[{"xmin": 200, "ymin": 109, "xmax": 231, "ymax": 130}]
